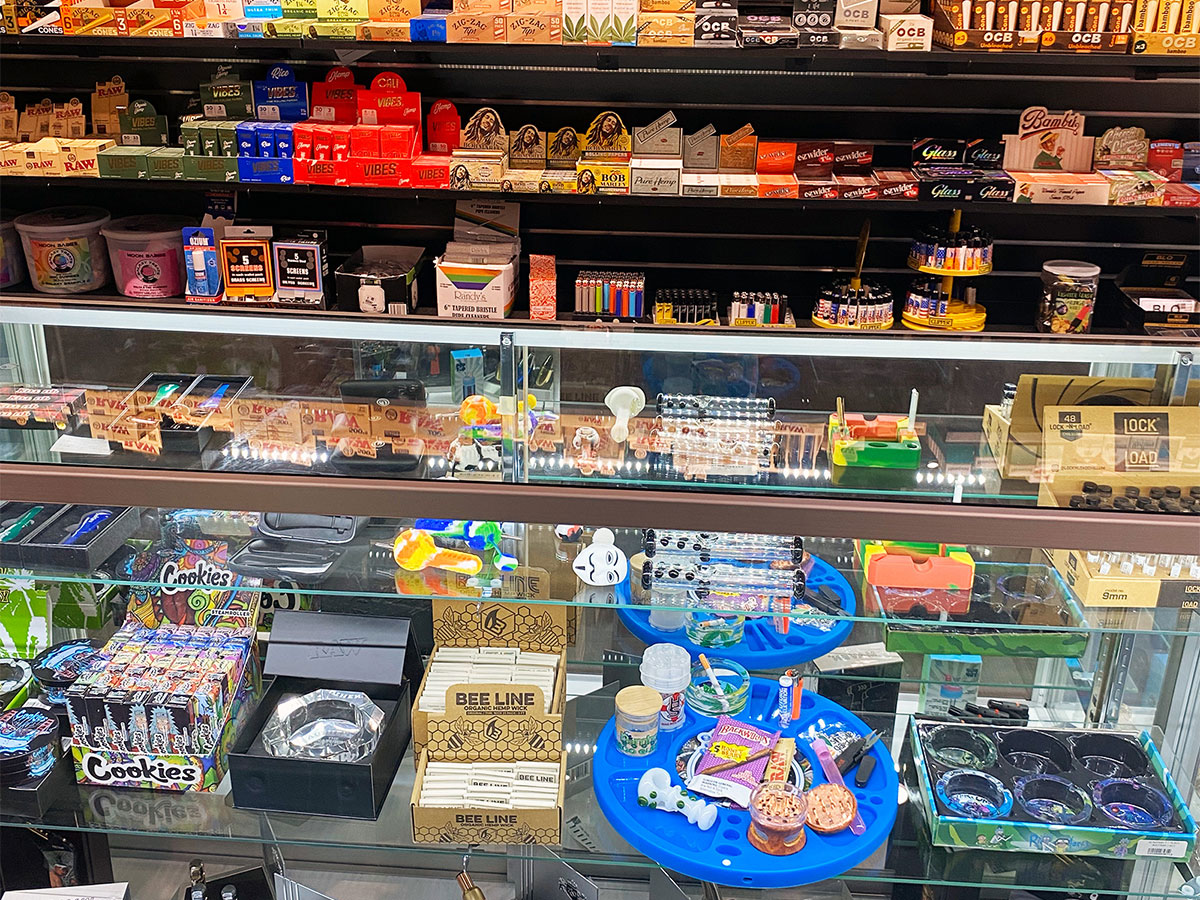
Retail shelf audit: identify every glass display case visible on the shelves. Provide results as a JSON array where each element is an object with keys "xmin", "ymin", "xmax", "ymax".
[{"xmin": 0, "ymin": 303, "xmax": 1197, "ymax": 899}]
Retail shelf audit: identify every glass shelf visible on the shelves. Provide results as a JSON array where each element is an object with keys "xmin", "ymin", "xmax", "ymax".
[
  {"xmin": 0, "ymin": 708, "xmax": 1188, "ymax": 899},
  {"xmin": 4, "ymin": 521, "xmax": 1199, "ymax": 638}
]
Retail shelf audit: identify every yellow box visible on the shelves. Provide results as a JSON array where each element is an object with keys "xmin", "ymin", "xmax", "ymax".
[
  {"xmin": 1132, "ymin": 31, "xmax": 1200, "ymax": 53},
  {"xmin": 306, "ymin": 18, "xmax": 361, "ymax": 33},
  {"xmin": 316, "ymin": 0, "xmax": 368, "ymax": 17},
  {"xmin": 513, "ymin": 0, "xmax": 560, "ymax": 10},
  {"xmin": 505, "ymin": 10, "xmax": 560, "ymax": 38},
  {"xmin": 635, "ymin": 9, "xmax": 692, "ymax": 42},
  {"xmin": 62, "ymin": 0, "xmax": 119, "ymax": 35},
  {"xmin": 452, "ymin": 0, "xmax": 512, "ymax": 11},
  {"xmin": 61, "ymin": 137, "xmax": 114, "ymax": 176},
  {"xmin": 410, "ymin": 646, "xmax": 566, "ymax": 762},
  {"xmin": 367, "ymin": 0, "xmax": 421, "ymax": 17},
  {"xmin": 18, "ymin": 138, "xmax": 64, "ymax": 176},
  {"xmin": 537, "ymin": 168, "xmax": 576, "ymax": 192},
  {"xmin": 447, "ymin": 10, "xmax": 507, "ymax": 36},
  {"xmin": 411, "ymin": 751, "xmax": 564, "ymax": 844},
  {"xmin": 639, "ymin": 0, "xmax": 691, "ymax": 11},
  {"xmin": 575, "ymin": 161, "xmax": 629, "ymax": 194}
]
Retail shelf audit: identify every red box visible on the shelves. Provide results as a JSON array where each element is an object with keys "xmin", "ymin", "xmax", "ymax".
[
  {"xmin": 835, "ymin": 174, "xmax": 880, "ymax": 200},
  {"xmin": 349, "ymin": 157, "xmax": 408, "ymax": 186},
  {"xmin": 292, "ymin": 123, "xmax": 315, "ymax": 161},
  {"xmin": 796, "ymin": 180, "xmax": 839, "ymax": 200},
  {"xmin": 757, "ymin": 174, "xmax": 798, "ymax": 198},
  {"xmin": 409, "ymin": 154, "xmax": 450, "ymax": 188},
  {"xmin": 312, "ymin": 126, "xmax": 334, "ymax": 161},
  {"xmin": 793, "ymin": 141, "xmax": 836, "ymax": 176},
  {"xmin": 755, "ymin": 141, "xmax": 797, "ymax": 175},
  {"xmin": 1163, "ymin": 183, "xmax": 1200, "ymax": 208},
  {"xmin": 874, "ymin": 168, "xmax": 919, "ymax": 200},
  {"xmin": 1148, "ymin": 140, "xmax": 1183, "ymax": 182},
  {"xmin": 380, "ymin": 125, "xmax": 418, "ymax": 159},
  {"xmin": 350, "ymin": 125, "xmax": 382, "ymax": 159},
  {"xmin": 330, "ymin": 126, "xmax": 352, "ymax": 162},
  {"xmin": 832, "ymin": 142, "xmax": 873, "ymax": 172},
  {"xmin": 295, "ymin": 158, "xmax": 341, "ymax": 186}
]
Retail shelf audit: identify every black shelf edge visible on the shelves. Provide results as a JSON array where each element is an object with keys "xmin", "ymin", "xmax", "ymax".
[
  {"xmin": 1, "ymin": 33, "xmax": 1198, "ymax": 78},
  {"xmin": 5, "ymin": 175, "xmax": 1198, "ymax": 218}
]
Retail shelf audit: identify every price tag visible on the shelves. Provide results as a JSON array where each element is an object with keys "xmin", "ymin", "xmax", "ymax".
[{"xmin": 1134, "ymin": 839, "xmax": 1188, "ymax": 858}]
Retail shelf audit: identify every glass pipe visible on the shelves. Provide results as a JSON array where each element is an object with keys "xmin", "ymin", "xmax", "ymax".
[
  {"xmin": 392, "ymin": 529, "xmax": 483, "ymax": 575},
  {"xmin": 636, "ymin": 767, "xmax": 718, "ymax": 830},
  {"xmin": 414, "ymin": 519, "xmax": 518, "ymax": 571}
]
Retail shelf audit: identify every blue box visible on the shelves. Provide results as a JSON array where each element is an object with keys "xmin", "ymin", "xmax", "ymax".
[
  {"xmin": 273, "ymin": 123, "xmax": 294, "ymax": 159},
  {"xmin": 257, "ymin": 123, "xmax": 276, "ymax": 158},
  {"xmin": 237, "ymin": 122, "xmax": 258, "ymax": 158},
  {"xmin": 238, "ymin": 157, "xmax": 295, "ymax": 184},
  {"xmin": 410, "ymin": 11, "xmax": 448, "ymax": 41},
  {"xmin": 252, "ymin": 65, "xmax": 310, "ymax": 123}
]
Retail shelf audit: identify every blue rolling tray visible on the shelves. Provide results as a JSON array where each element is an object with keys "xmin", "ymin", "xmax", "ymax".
[
  {"xmin": 593, "ymin": 678, "xmax": 898, "ymax": 889},
  {"xmin": 617, "ymin": 555, "xmax": 857, "ymax": 669}
]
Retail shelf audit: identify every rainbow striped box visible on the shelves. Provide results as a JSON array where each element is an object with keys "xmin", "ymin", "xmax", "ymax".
[{"xmin": 435, "ymin": 256, "xmax": 517, "ymax": 318}]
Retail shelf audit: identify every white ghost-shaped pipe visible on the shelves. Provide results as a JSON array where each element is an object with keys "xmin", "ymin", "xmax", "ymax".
[{"xmin": 605, "ymin": 386, "xmax": 646, "ymax": 444}]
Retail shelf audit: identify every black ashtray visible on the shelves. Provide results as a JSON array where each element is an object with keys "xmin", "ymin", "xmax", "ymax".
[
  {"xmin": 1015, "ymin": 774, "xmax": 1092, "ymax": 824},
  {"xmin": 927, "ymin": 725, "xmax": 997, "ymax": 770},
  {"xmin": 1072, "ymin": 733, "xmax": 1148, "ymax": 779},
  {"xmin": 999, "ymin": 730, "xmax": 1072, "ymax": 775},
  {"xmin": 1092, "ymin": 778, "xmax": 1173, "ymax": 828}
]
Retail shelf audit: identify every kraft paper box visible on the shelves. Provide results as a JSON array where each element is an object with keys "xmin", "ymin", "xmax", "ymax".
[
  {"xmin": 514, "ymin": 0, "xmax": 561, "ymax": 9},
  {"xmin": 446, "ymin": 10, "xmax": 506, "ymax": 37},
  {"xmin": 411, "ymin": 751, "xmax": 565, "ymax": 843},
  {"xmin": 719, "ymin": 173, "xmax": 757, "ymax": 196},
  {"xmin": 449, "ymin": 150, "xmax": 507, "ymax": 188},
  {"xmin": 636, "ymin": 10, "xmax": 694, "ymax": 41},
  {"xmin": 411, "ymin": 646, "xmax": 566, "ymax": 761},
  {"xmin": 357, "ymin": 18, "xmax": 410, "ymax": 36},
  {"xmin": 505, "ymin": 11, "xmax": 561, "ymax": 38},
  {"xmin": 453, "ymin": 0, "xmax": 511, "ymax": 11},
  {"xmin": 1038, "ymin": 406, "xmax": 1200, "ymax": 479},
  {"xmin": 316, "ymin": 0, "xmax": 367, "ymax": 18},
  {"xmin": 431, "ymin": 578, "xmax": 573, "ymax": 652},
  {"xmin": 1048, "ymin": 548, "xmax": 1200, "ymax": 610},
  {"xmin": 368, "ymin": 0, "xmax": 420, "ymax": 16}
]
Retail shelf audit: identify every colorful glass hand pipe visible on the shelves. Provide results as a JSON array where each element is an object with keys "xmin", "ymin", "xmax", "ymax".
[
  {"xmin": 413, "ymin": 519, "xmax": 518, "ymax": 571},
  {"xmin": 62, "ymin": 509, "xmax": 114, "ymax": 545},
  {"xmin": 392, "ymin": 528, "xmax": 483, "ymax": 575}
]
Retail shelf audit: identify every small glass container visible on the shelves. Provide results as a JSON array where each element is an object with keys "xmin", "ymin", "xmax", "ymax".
[
  {"xmin": 615, "ymin": 685, "xmax": 662, "ymax": 757},
  {"xmin": 927, "ymin": 725, "xmax": 998, "ymax": 770},
  {"xmin": 1038, "ymin": 260, "xmax": 1100, "ymax": 335},
  {"xmin": 1093, "ymin": 778, "xmax": 1173, "ymax": 828},
  {"xmin": 748, "ymin": 782, "xmax": 808, "ymax": 855},
  {"xmin": 1015, "ymin": 774, "xmax": 1092, "ymax": 825},
  {"xmin": 684, "ymin": 610, "xmax": 745, "ymax": 648},
  {"xmin": 684, "ymin": 657, "xmax": 750, "ymax": 717},
  {"xmin": 936, "ymin": 769, "xmax": 1013, "ymax": 819}
]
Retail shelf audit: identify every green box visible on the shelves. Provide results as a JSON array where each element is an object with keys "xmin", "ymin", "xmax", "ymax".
[
  {"xmin": 199, "ymin": 123, "xmax": 221, "ymax": 157},
  {"xmin": 181, "ymin": 121, "xmax": 201, "ymax": 156},
  {"xmin": 280, "ymin": 0, "xmax": 317, "ymax": 17},
  {"xmin": 183, "ymin": 155, "xmax": 240, "ymax": 183},
  {"xmin": 870, "ymin": 561, "xmax": 1090, "ymax": 658},
  {"xmin": 265, "ymin": 16, "xmax": 316, "ymax": 34},
  {"xmin": 910, "ymin": 722, "xmax": 1197, "ymax": 859},
  {"xmin": 98, "ymin": 146, "xmax": 157, "ymax": 179},
  {"xmin": 148, "ymin": 147, "xmax": 186, "ymax": 180},
  {"xmin": 217, "ymin": 121, "xmax": 240, "ymax": 158}
]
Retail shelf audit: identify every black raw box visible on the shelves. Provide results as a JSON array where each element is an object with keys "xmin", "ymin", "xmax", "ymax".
[{"xmin": 229, "ymin": 610, "xmax": 422, "ymax": 819}]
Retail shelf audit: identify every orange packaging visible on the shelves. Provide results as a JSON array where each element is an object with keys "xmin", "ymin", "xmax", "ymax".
[
  {"xmin": 756, "ymin": 141, "xmax": 797, "ymax": 174},
  {"xmin": 757, "ymin": 174, "xmax": 798, "ymax": 198},
  {"xmin": 447, "ymin": 11, "xmax": 507, "ymax": 38},
  {"xmin": 367, "ymin": 0, "xmax": 422, "ymax": 17},
  {"xmin": 505, "ymin": 11, "xmax": 561, "ymax": 39}
]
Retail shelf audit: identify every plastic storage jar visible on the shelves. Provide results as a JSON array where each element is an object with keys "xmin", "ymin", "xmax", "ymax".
[
  {"xmin": 14, "ymin": 206, "xmax": 111, "ymax": 294},
  {"xmin": 615, "ymin": 685, "xmax": 662, "ymax": 758},
  {"xmin": 101, "ymin": 215, "xmax": 193, "ymax": 299},
  {"xmin": 0, "ymin": 216, "xmax": 26, "ymax": 288},
  {"xmin": 640, "ymin": 642, "xmax": 691, "ymax": 731}
]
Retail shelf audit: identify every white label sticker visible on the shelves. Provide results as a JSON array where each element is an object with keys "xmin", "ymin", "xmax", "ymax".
[
  {"xmin": 310, "ymin": 105, "xmax": 337, "ymax": 122},
  {"xmin": 203, "ymin": 103, "xmax": 227, "ymax": 118},
  {"xmin": 256, "ymin": 105, "xmax": 281, "ymax": 122},
  {"xmin": 51, "ymin": 435, "xmax": 113, "ymax": 456},
  {"xmin": 1135, "ymin": 839, "xmax": 1188, "ymax": 858},
  {"xmin": 360, "ymin": 109, "xmax": 378, "ymax": 125}
]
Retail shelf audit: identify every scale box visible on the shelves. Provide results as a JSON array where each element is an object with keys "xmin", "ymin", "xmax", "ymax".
[
  {"xmin": 910, "ymin": 721, "xmax": 1196, "ymax": 859},
  {"xmin": 410, "ymin": 645, "xmax": 566, "ymax": 763},
  {"xmin": 411, "ymin": 749, "xmax": 565, "ymax": 844},
  {"xmin": 0, "ymin": 503, "xmax": 139, "ymax": 571},
  {"xmin": 1047, "ymin": 548, "xmax": 1200, "ymax": 610},
  {"xmin": 228, "ymin": 610, "xmax": 421, "ymax": 819},
  {"xmin": 867, "ymin": 560, "xmax": 1090, "ymax": 657}
]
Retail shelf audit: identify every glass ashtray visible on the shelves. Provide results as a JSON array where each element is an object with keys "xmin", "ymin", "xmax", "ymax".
[
  {"xmin": 999, "ymin": 730, "xmax": 1072, "ymax": 775},
  {"xmin": 927, "ymin": 725, "xmax": 998, "ymax": 770},
  {"xmin": 684, "ymin": 658, "xmax": 749, "ymax": 716},
  {"xmin": 1015, "ymin": 774, "xmax": 1092, "ymax": 825},
  {"xmin": 1093, "ymin": 778, "xmax": 1174, "ymax": 828},
  {"xmin": 262, "ymin": 689, "xmax": 385, "ymax": 763},
  {"xmin": 936, "ymin": 768, "xmax": 1013, "ymax": 819},
  {"xmin": 1072, "ymin": 733, "xmax": 1149, "ymax": 779}
]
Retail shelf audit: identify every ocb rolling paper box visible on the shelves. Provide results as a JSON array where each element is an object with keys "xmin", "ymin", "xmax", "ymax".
[{"xmin": 636, "ymin": 10, "xmax": 694, "ymax": 41}]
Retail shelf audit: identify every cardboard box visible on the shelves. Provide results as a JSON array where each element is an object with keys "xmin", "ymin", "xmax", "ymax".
[
  {"xmin": 738, "ymin": 13, "xmax": 797, "ymax": 44},
  {"xmin": 630, "ymin": 156, "xmax": 681, "ymax": 194},
  {"xmin": 1037, "ymin": 405, "xmax": 1199, "ymax": 480},
  {"xmin": 336, "ymin": 245, "xmax": 424, "ymax": 314},
  {"xmin": 411, "ymin": 750, "xmax": 565, "ymax": 843},
  {"xmin": 446, "ymin": 11, "xmax": 506, "ymax": 38},
  {"xmin": 918, "ymin": 654, "xmax": 980, "ymax": 716},
  {"xmin": 636, "ymin": 9, "xmax": 692, "ymax": 40},
  {"xmin": 694, "ymin": 7, "xmax": 735, "ymax": 40},
  {"xmin": 1049, "ymin": 548, "xmax": 1200, "ymax": 610},
  {"xmin": 878, "ymin": 12, "xmax": 930, "ymax": 48},
  {"xmin": 435, "ymin": 255, "xmax": 517, "ymax": 318},
  {"xmin": 228, "ymin": 611, "xmax": 421, "ymax": 819},
  {"xmin": 834, "ymin": 0, "xmax": 874, "ymax": 26},
  {"xmin": 1012, "ymin": 170, "xmax": 1110, "ymax": 205},
  {"xmin": 757, "ymin": 173, "xmax": 798, "ymax": 198},
  {"xmin": 430, "ymin": 576, "xmax": 571, "ymax": 650},
  {"xmin": 575, "ymin": 161, "xmax": 630, "ymax": 194},
  {"xmin": 505, "ymin": 11, "xmax": 561, "ymax": 38},
  {"xmin": 411, "ymin": 646, "xmax": 566, "ymax": 761},
  {"xmin": 681, "ymin": 171, "xmax": 718, "ymax": 195},
  {"xmin": 1099, "ymin": 168, "xmax": 1167, "ymax": 206}
]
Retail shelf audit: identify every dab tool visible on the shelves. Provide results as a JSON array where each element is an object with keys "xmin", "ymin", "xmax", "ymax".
[
  {"xmin": 196, "ymin": 383, "xmax": 231, "ymax": 411},
  {"xmin": 1, "ymin": 506, "xmax": 43, "ymax": 542}
]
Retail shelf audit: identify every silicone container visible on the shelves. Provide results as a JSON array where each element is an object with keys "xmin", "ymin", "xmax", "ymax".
[
  {"xmin": 0, "ymin": 216, "xmax": 25, "ymax": 288},
  {"xmin": 101, "ymin": 215, "xmax": 193, "ymax": 299},
  {"xmin": 14, "ymin": 206, "xmax": 111, "ymax": 293}
]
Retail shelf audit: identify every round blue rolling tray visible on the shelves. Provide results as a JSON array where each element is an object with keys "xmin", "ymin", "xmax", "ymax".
[
  {"xmin": 593, "ymin": 679, "xmax": 898, "ymax": 889},
  {"xmin": 617, "ymin": 555, "xmax": 857, "ymax": 669}
]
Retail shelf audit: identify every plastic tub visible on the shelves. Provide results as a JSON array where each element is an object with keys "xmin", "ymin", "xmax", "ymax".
[
  {"xmin": 0, "ymin": 216, "xmax": 26, "ymax": 288},
  {"xmin": 14, "ymin": 206, "xmax": 111, "ymax": 294},
  {"xmin": 101, "ymin": 215, "xmax": 193, "ymax": 299}
]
